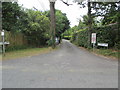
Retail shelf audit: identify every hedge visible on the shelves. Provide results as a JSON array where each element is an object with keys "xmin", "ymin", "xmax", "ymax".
[{"xmin": 71, "ymin": 24, "xmax": 119, "ymax": 49}]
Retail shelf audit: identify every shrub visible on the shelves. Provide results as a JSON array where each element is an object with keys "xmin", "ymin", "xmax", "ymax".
[
  {"xmin": 6, "ymin": 45, "xmax": 29, "ymax": 52},
  {"xmin": 71, "ymin": 24, "xmax": 119, "ymax": 49}
]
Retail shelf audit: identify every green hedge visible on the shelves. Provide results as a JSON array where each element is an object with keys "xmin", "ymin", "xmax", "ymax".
[
  {"xmin": 71, "ymin": 24, "xmax": 119, "ymax": 49},
  {"xmin": 6, "ymin": 45, "xmax": 29, "ymax": 52},
  {"xmin": 94, "ymin": 24, "xmax": 118, "ymax": 48}
]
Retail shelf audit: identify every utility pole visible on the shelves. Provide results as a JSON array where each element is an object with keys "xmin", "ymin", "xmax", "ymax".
[
  {"xmin": 49, "ymin": 0, "xmax": 56, "ymax": 49},
  {"xmin": 1, "ymin": 30, "xmax": 5, "ymax": 56}
]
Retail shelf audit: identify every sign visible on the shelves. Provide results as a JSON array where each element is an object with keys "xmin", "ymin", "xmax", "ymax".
[
  {"xmin": 98, "ymin": 43, "xmax": 108, "ymax": 47},
  {"xmin": 0, "ymin": 42, "xmax": 10, "ymax": 45},
  {"xmin": 91, "ymin": 33, "xmax": 96, "ymax": 44},
  {"xmin": 1, "ymin": 31, "xmax": 4, "ymax": 36}
]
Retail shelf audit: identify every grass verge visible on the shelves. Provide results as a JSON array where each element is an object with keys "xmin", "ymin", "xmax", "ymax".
[
  {"xmin": 90, "ymin": 48, "xmax": 119, "ymax": 60},
  {"xmin": 2, "ymin": 47, "xmax": 53, "ymax": 60}
]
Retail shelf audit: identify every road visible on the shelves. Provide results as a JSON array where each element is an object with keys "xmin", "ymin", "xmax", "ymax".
[{"xmin": 2, "ymin": 40, "xmax": 118, "ymax": 88}]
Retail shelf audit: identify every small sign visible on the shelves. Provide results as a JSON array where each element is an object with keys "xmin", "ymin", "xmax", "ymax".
[
  {"xmin": 91, "ymin": 33, "xmax": 96, "ymax": 44},
  {"xmin": 98, "ymin": 43, "xmax": 108, "ymax": 47},
  {"xmin": 1, "ymin": 31, "xmax": 4, "ymax": 36},
  {"xmin": 0, "ymin": 42, "xmax": 10, "ymax": 45}
]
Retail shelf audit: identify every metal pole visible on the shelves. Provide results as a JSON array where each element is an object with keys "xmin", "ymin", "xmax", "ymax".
[
  {"xmin": 50, "ymin": 2, "xmax": 56, "ymax": 49},
  {"xmin": 2, "ymin": 35, "xmax": 5, "ymax": 56},
  {"xmin": 93, "ymin": 43, "xmax": 95, "ymax": 52}
]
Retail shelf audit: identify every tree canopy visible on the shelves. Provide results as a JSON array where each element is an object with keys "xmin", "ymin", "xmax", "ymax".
[
  {"xmin": 2, "ymin": 2, "xmax": 70, "ymax": 47},
  {"xmin": 2, "ymin": 2, "xmax": 22, "ymax": 32},
  {"xmin": 44, "ymin": 10, "xmax": 70, "ymax": 38},
  {"xmin": 23, "ymin": 9, "xmax": 50, "ymax": 46}
]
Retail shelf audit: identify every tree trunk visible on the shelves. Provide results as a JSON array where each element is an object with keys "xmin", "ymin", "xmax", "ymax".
[
  {"xmin": 87, "ymin": 0, "xmax": 92, "ymax": 48},
  {"xmin": 50, "ymin": 2, "xmax": 56, "ymax": 49}
]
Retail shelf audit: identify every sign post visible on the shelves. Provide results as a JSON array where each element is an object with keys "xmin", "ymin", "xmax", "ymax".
[
  {"xmin": 1, "ymin": 30, "xmax": 5, "ymax": 56},
  {"xmin": 98, "ymin": 43, "xmax": 108, "ymax": 49},
  {"xmin": 91, "ymin": 33, "xmax": 96, "ymax": 51}
]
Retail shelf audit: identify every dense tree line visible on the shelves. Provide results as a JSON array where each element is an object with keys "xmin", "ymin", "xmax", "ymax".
[
  {"xmin": 72, "ymin": 1, "xmax": 119, "ymax": 48},
  {"xmin": 2, "ymin": 2, "xmax": 70, "ymax": 49},
  {"xmin": 2, "ymin": 1, "xmax": 119, "ymax": 50},
  {"xmin": 63, "ymin": 1, "xmax": 119, "ymax": 49},
  {"xmin": 44, "ymin": 10, "xmax": 70, "ymax": 40}
]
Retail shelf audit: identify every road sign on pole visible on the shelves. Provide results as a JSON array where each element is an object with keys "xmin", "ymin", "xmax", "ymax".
[
  {"xmin": 91, "ymin": 33, "xmax": 96, "ymax": 51},
  {"xmin": 1, "ymin": 30, "xmax": 5, "ymax": 56},
  {"xmin": 1, "ymin": 31, "xmax": 4, "ymax": 36},
  {"xmin": 91, "ymin": 33, "xmax": 96, "ymax": 44}
]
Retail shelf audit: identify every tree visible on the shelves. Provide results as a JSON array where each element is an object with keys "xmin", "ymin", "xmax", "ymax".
[
  {"xmin": 73, "ymin": 0, "xmax": 93, "ymax": 48},
  {"xmin": 73, "ymin": 0, "xmax": 119, "ymax": 48},
  {"xmin": 22, "ymin": 9, "xmax": 50, "ymax": 47},
  {"xmin": 55, "ymin": 10, "xmax": 70, "ymax": 37},
  {"xmin": 91, "ymin": 2, "xmax": 119, "ymax": 25},
  {"xmin": 2, "ymin": 2, "xmax": 22, "ymax": 32},
  {"xmin": 44, "ymin": 10, "xmax": 70, "ymax": 39}
]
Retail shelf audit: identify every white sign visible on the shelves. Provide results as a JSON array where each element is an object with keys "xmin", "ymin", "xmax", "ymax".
[
  {"xmin": 91, "ymin": 33, "xmax": 96, "ymax": 44},
  {"xmin": 0, "ymin": 42, "xmax": 10, "ymax": 45},
  {"xmin": 98, "ymin": 43, "xmax": 108, "ymax": 47},
  {"xmin": 1, "ymin": 31, "xmax": 4, "ymax": 36}
]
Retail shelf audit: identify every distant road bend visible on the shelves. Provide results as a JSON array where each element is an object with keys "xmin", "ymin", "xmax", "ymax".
[{"xmin": 2, "ymin": 39, "xmax": 118, "ymax": 88}]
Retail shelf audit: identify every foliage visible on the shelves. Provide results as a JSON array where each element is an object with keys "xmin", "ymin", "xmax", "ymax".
[
  {"xmin": 2, "ymin": 2, "xmax": 51, "ymax": 48},
  {"xmin": 22, "ymin": 9, "xmax": 50, "ymax": 47},
  {"xmin": 3, "ymin": 47, "xmax": 52, "ymax": 60},
  {"xmin": 2, "ymin": 2, "xmax": 22, "ymax": 32},
  {"xmin": 94, "ymin": 24, "xmax": 118, "ymax": 48},
  {"xmin": 63, "ymin": 25, "xmax": 79, "ymax": 40},
  {"xmin": 71, "ymin": 29, "xmax": 88, "ymax": 48},
  {"xmin": 74, "ymin": 1, "xmax": 119, "ymax": 25},
  {"xmin": 68, "ymin": 1, "xmax": 119, "ymax": 49},
  {"xmin": 56, "ymin": 10, "xmax": 70, "ymax": 37},
  {"xmin": 6, "ymin": 45, "xmax": 29, "ymax": 52},
  {"xmin": 91, "ymin": 2, "xmax": 119, "ymax": 25},
  {"xmin": 71, "ymin": 24, "xmax": 119, "ymax": 49},
  {"xmin": 2, "ymin": 2, "xmax": 71, "ymax": 51},
  {"xmin": 44, "ymin": 10, "xmax": 70, "ymax": 38},
  {"xmin": 91, "ymin": 49, "xmax": 119, "ymax": 59}
]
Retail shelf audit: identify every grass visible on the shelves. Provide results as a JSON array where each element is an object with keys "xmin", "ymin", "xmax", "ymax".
[
  {"xmin": 79, "ymin": 46, "xmax": 119, "ymax": 59},
  {"xmin": 1, "ymin": 47, "xmax": 53, "ymax": 60},
  {"xmin": 91, "ymin": 48, "xmax": 119, "ymax": 59}
]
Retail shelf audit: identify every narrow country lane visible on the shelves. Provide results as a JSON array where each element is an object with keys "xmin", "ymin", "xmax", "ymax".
[{"xmin": 2, "ymin": 40, "xmax": 118, "ymax": 88}]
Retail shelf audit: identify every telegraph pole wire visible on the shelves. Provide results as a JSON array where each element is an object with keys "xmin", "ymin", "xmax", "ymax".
[{"xmin": 37, "ymin": 0, "xmax": 46, "ymax": 11}]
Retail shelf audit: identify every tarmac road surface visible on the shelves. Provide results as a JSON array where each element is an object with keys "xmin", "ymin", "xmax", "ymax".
[{"xmin": 2, "ymin": 40, "xmax": 118, "ymax": 88}]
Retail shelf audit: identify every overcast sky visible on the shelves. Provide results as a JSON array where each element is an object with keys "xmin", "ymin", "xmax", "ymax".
[{"xmin": 18, "ymin": 0, "xmax": 88, "ymax": 27}]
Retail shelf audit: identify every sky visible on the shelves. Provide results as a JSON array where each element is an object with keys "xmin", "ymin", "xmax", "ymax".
[{"xmin": 18, "ymin": 0, "xmax": 88, "ymax": 27}]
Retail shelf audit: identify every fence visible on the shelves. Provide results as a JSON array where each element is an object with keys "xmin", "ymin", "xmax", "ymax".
[{"xmin": 4, "ymin": 31, "xmax": 28, "ymax": 51}]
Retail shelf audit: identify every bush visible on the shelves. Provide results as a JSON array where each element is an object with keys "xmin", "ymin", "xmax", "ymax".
[
  {"xmin": 6, "ymin": 45, "xmax": 29, "ymax": 52},
  {"xmin": 94, "ymin": 24, "xmax": 118, "ymax": 48},
  {"xmin": 71, "ymin": 24, "xmax": 119, "ymax": 49}
]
